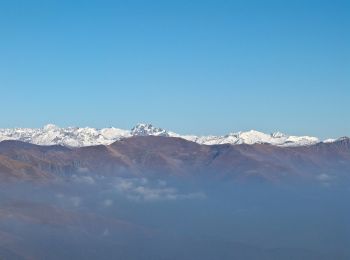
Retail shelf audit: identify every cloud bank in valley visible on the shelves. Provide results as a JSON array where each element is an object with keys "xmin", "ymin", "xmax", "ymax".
[{"xmin": 113, "ymin": 177, "xmax": 206, "ymax": 202}]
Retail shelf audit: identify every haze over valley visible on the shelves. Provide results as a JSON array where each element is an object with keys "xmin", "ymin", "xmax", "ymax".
[{"xmin": 0, "ymin": 126, "xmax": 349, "ymax": 259}]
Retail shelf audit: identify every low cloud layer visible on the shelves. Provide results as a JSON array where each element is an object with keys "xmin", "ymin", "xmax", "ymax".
[
  {"xmin": 113, "ymin": 177, "xmax": 206, "ymax": 201},
  {"xmin": 62, "ymin": 175, "xmax": 206, "ymax": 203}
]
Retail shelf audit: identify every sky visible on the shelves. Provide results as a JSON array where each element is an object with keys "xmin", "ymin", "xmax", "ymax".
[{"xmin": 0, "ymin": 0, "xmax": 349, "ymax": 138}]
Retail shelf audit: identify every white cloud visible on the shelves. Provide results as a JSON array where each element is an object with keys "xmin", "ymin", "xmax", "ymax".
[
  {"xmin": 157, "ymin": 180, "xmax": 167, "ymax": 186},
  {"xmin": 317, "ymin": 173, "xmax": 332, "ymax": 181},
  {"xmin": 55, "ymin": 193, "xmax": 64, "ymax": 199},
  {"xmin": 77, "ymin": 167, "xmax": 89, "ymax": 173},
  {"xmin": 103, "ymin": 199, "xmax": 113, "ymax": 207},
  {"xmin": 72, "ymin": 175, "xmax": 96, "ymax": 185},
  {"xmin": 102, "ymin": 228, "xmax": 110, "ymax": 236},
  {"xmin": 70, "ymin": 196, "xmax": 82, "ymax": 207},
  {"xmin": 113, "ymin": 177, "xmax": 206, "ymax": 202}
]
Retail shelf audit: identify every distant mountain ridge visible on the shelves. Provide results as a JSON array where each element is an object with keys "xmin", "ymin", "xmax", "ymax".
[
  {"xmin": 0, "ymin": 123, "xmax": 345, "ymax": 148},
  {"xmin": 0, "ymin": 135, "xmax": 349, "ymax": 183}
]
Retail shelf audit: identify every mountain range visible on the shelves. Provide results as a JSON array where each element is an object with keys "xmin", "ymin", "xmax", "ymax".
[
  {"xmin": 0, "ymin": 131, "xmax": 349, "ymax": 184},
  {"xmin": 0, "ymin": 123, "xmax": 341, "ymax": 147}
]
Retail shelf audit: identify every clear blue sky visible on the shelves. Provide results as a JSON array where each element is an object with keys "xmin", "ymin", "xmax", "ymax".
[{"xmin": 0, "ymin": 0, "xmax": 349, "ymax": 138}]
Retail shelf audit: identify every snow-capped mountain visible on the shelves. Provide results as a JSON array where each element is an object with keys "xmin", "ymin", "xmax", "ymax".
[
  {"xmin": 131, "ymin": 123, "xmax": 170, "ymax": 137},
  {"xmin": 178, "ymin": 130, "xmax": 320, "ymax": 146},
  {"xmin": 0, "ymin": 124, "xmax": 130, "ymax": 147},
  {"xmin": 0, "ymin": 123, "xmax": 340, "ymax": 147}
]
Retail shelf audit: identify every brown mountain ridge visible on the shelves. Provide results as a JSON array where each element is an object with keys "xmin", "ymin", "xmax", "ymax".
[{"xmin": 0, "ymin": 136, "xmax": 349, "ymax": 183}]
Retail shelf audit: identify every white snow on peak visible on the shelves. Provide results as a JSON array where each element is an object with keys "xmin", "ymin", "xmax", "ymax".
[
  {"xmin": 323, "ymin": 138, "xmax": 336, "ymax": 143},
  {"xmin": 0, "ymin": 125, "xmax": 130, "ymax": 147},
  {"xmin": 0, "ymin": 123, "xmax": 334, "ymax": 147},
  {"xmin": 179, "ymin": 130, "xmax": 319, "ymax": 147},
  {"xmin": 131, "ymin": 123, "xmax": 169, "ymax": 137},
  {"xmin": 43, "ymin": 124, "xmax": 59, "ymax": 131},
  {"xmin": 271, "ymin": 132, "xmax": 287, "ymax": 138}
]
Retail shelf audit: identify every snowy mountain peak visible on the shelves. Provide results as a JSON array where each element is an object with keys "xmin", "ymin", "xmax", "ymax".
[
  {"xmin": 43, "ymin": 124, "xmax": 59, "ymax": 131},
  {"xmin": 335, "ymin": 136, "xmax": 350, "ymax": 142},
  {"xmin": 131, "ymin": 123, "xmax": 169, "ymax": 137},
  {"xmin": 271, "ymin": 132, "xmax": 287, "ymax": 138}
]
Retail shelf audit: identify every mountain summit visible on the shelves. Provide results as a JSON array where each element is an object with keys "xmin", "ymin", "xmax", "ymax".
[{"xmin": 131, "ymin": 123, "xmax": 169, "ymax": 137}]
